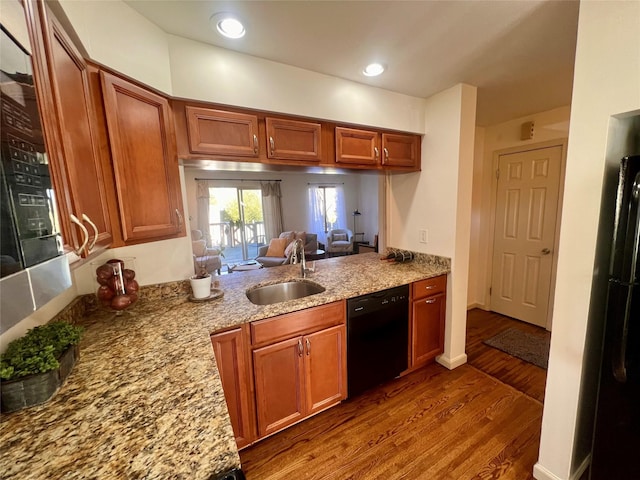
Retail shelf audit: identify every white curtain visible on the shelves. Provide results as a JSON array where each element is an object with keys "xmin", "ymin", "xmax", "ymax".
[
  {"xmin": 334, "ymin": 185, "xmax": 347, "ymax": 231},
  {"xmin": 261, "ymin": 181, "xmax": 283, "ymax": 241},
  {"xmin": 308, "ymin": 187, "xmax": 326, "ymax": 245},
  {"xmin": 196, "ymin": 180, "xmax": 211, "ymax": 245},
  {"xmin": 308, "ymin": 185, "xmax": 346, "ymax": 246}
]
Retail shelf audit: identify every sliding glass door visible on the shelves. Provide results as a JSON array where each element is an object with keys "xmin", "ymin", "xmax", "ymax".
[{"xmin": 208, "ymin": 187, "xmax": 265, "ymax": 263}]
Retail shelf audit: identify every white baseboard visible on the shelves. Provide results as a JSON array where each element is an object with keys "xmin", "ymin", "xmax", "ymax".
[
  {"xmin": 436, "ymin": 353, "xmax": 468, "ymax": 370},
  {"xmin": 533, "ymin": 463, "xmax": 563, "ymax": 480},
  {"xmin": 467, "ymin": 302, "xmax": 483, "ymax": 310},
  {"xmin": 533, "ymin": 455, "xmax": 590, "ymax": 480}
]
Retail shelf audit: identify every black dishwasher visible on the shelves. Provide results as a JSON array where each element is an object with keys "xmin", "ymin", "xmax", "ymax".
[{"xmin": 347, "ymin": 285, "xmax": 409, "ymax": 398}]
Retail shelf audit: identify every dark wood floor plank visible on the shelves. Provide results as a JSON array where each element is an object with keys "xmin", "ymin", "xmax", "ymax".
[{"xmin": 240, "ymin": 308, "xmax": 547, "ymax": 479}]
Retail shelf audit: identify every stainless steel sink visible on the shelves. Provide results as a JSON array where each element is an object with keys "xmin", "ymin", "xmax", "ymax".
[{"xmin": 246, "ymin": 280, "xmax": 325, "ymax": 305}]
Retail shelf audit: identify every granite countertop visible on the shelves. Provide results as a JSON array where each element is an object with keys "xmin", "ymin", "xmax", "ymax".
[{"xmin": 0, "ymin": 252, "xmax": 450, "ymax": 479}]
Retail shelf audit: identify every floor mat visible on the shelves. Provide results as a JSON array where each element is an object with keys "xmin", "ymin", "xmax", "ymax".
[{"xmin": 483, "ymin": 327, "xmax": 550, "ymax": 369}]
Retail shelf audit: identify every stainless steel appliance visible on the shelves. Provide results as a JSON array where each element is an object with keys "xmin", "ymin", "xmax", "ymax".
[
  {"xmin": 1, "ymin": 12, "xmax": 71, "ymax": 333},
  {"xmin": 346, "ymin": 284, "xmax": 409, "ymax": 398},
  {"xmin": 590, "ymin": 155, "xmax": 640, "ymax": 478}
]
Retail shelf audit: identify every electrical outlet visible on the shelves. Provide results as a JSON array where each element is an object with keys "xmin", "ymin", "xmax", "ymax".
[{"xmin": 419, "ymin": 229, "xmax": 428, "ymax": 243}]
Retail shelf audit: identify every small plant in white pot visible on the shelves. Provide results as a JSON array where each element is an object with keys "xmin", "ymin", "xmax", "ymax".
[{"xmin": 190, "ymin": 261, "xmax": 212, "ymax": 299}]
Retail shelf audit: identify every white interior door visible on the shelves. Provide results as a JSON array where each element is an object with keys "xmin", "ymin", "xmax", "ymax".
[{"xmin": 491, "ymin": 146, "xmax": 562, "ymax": 327}]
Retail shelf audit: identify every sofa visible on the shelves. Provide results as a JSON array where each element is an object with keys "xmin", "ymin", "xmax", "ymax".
[
  {"xmin": 191, "ymin": 230, "xmax": 222, "ymax": 275},
  {"xmin": 255, "ymin": 231, "xmax": 318, "ymax": 267}
]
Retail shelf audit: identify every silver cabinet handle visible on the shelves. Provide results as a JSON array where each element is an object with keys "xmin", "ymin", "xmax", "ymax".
[
  {"xmin": 70, "ymin": 214, "xmax": 89, "ymax": 256},
  {"xmin": 297, "ymin": 339, "xmax": 303, "ymax": 357},
  {"xmin": 541, "ymin": 248, "xmax": 551, "ymax": 255},
  {"xmin": 175, "ymin": 209, "xmax": 184, "ymax": 227},
  {"xmin": 425, "ymin": 285, "xmax": 435, "ymax": 290},
  {"xmin": 82, "ymin": 214, "xmax": 98, "ymax": 252},
  {"xmin": 383, "ymin": 147, "xmax": 389, "ymax": 162},
  {"xmin": 253, "ymin": 134, "xmax": 258, "ymax": 154},
  {"xmin": 306, "ymin": 338, "xmax": 311, "ymax": 356},
  {"xmin": 269, "ymin": 136, "xmax": 275, "ymax": 155},
  {"xmin": 425, "ymin": 298, "xmax": 436, "ymax": 304},
  {"xmin": 374, "ymin": 147, "xmax": 379, "ymax": 159}
]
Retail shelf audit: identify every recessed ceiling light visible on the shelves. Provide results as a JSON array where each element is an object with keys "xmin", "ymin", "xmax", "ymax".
[
  {"xmin": 363, "ymin": 63, "xmax": 385, "ymax": 77},
  {"xmin": 210, "ymin": 13, "xmax": 245, "ymax": 39}
]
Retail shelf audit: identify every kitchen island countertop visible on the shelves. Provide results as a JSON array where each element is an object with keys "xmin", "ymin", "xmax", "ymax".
[{"xmin": 0, "ymin": 252, "xmax": 449, "ymax": 479}]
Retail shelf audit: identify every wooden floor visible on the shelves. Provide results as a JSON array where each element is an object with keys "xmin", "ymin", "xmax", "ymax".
[{"xmin": 240, "ymin": 309, "xmax": 548, "ymax": 480}]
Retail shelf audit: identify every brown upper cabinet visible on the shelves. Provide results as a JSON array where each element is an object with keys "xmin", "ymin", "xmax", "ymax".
[
  {"xmin": 336, "ymin": 127, "xmax": 421, "ymax": 170},
  {"xmin": 100, "ymin": 71, "xmax": 185, "ymax": 243},
  {"xmin": 186, "ymin": 106, "xmax": 259, "ymax": 157},
  {"xmin": 335, "ymin": 127, "xmax": 380, "ymax": 167},
  {"xmin": 265, "ymin": 117, "xmax": 322, "ymax": 162},
  {"xmin": 30, "ymin": 1, "xmax": 114, "ymax": 256},
  {"xmin": 381, "ymin": 133, "xmax": 421, "ymax": 168}
]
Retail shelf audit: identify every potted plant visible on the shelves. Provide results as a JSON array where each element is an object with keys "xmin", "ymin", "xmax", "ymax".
[
  {"xmin": 190, "ymin": 259, "xmax": 212, "ymax": 299},
  {"xmin": 0, "ymin": 322, "xmax": 84, "ymax": 413}
]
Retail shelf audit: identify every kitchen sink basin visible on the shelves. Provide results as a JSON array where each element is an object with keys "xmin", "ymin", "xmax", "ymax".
[{"xmin": 246, "ymin": 280, "xmax": 325, "ymax": 305}]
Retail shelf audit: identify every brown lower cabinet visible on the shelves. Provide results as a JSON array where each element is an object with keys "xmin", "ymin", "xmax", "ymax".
[
  {"xmin": 210, "ymin": 325, "xmax": 256, "ymax": 449},
  {"xmin": 211, "ymin": 301, "xmax": 346, "ymax": 448},
  {"xmin": 409, "ymin": 275, "xmax": 447, "ymax": 370},
  {"xmin": 253, "ymin": 324, "xmax": 346, "ymax": 437},
  {"xmin": 211, "ymin": 284, "xmax": 446, "ymax": 449}
]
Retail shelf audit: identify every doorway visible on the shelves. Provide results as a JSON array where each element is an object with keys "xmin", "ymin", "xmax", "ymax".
[
  {"xmin": 490, "ymin": 144, "xmax": 565, "ymax": 328},
  {"xmin": 208, "ymin": 187, "xmax": 265, "ymax": 263}
]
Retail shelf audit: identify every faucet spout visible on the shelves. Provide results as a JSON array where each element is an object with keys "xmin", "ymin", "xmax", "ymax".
[{"xmin": 290, "ymin": 238, "xmax": 307, "ymax": 278}]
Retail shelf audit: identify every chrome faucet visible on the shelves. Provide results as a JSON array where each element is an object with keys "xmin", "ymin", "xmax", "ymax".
[{"xmin": 290, "ymin": 238, "xmax": 308, "ymax": 278}]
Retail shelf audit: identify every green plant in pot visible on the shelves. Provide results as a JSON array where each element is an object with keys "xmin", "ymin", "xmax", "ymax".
[{"xmin": 0, "ymin": 322, "xmax": 84, "ymax": 413}]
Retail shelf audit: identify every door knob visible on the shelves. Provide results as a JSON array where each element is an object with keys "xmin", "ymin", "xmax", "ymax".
[{"xmin": 541, "ymin": 248, "xmax": 551, "ymax": 255}]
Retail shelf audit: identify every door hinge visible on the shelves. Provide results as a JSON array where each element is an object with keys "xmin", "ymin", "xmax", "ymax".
[{"xmin": 495, "ymin": 169, "xmax": 500, "ymax": 179}]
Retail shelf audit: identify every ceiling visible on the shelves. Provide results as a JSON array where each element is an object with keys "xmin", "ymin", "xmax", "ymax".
[{"xmin": 125, "ymin": 0, "xmax": 579, "ymax": 126}]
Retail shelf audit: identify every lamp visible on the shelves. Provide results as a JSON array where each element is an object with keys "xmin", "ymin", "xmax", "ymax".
[{"xmin": 352, "ymin": 209, "xmax": 361, "ymax": 237}]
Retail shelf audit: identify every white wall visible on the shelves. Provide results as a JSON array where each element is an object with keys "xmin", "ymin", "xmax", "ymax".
[
  {"xmin": 167, "ymin": 34, "xmax": 426, "ymax": 133},
  {"xmin": 58, "ymin": 0, "xmax": 173, "ymax": 93},
  {"xmin": 468, "ymin": 106, "xmax": 571, "ymax": 308},
  {"xmin": 534, "ymin": 2, "xmax": 640, "ymax": 480},
  {"xmin": 388, "ymin": 83, "xmax": 477, "ymax": 369}
]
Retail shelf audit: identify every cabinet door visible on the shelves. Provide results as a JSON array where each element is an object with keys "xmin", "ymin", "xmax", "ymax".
[
  {"xmin": 41, "ymin": 5, "xmax": 114, "ymax": 253},
  {"xmin": 186, "ymin": 106, "xmax": 259, "ymax": 157},
  {"xmin": 411, "ymin": 292, "xmax": 446, "ymax": 367},
  {"xmin": 381, "ymin": 133, "xmax": 421, "ymax": 169},
  {"xmin": 335, "ymin": 127, "xmax": 380, "ymax": 166},
  {"xmin": 253, "ymin": 337, "xmax": 305, "ymax": 437},
  {"xmin": 100, "ymin": 72, "xmax": 184, "ymax": 242},
  {"xmin": 210, "ymin": 327, "xmax": 255, "ymax": 449},
  {"xmin": 266, "ymin": 118, "xmax": 322, "ymax": 162},
  {"xmin": 304, "ymin": 325, "xmax": 347, "ymax": 415}
]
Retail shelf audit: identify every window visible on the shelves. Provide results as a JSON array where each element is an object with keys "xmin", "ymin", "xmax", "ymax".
[{"xmin": 308, "ymin": 185, "xmax": 346, "ymax": 243}]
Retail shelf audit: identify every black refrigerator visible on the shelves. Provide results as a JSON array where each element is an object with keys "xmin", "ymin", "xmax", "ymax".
[{"xmin": 590, "ymin": 155, "xmax": 640, "ymax": 479}]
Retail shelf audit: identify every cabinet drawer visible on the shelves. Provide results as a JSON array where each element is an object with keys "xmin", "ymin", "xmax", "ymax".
[
  {"xmin": 251, "ymin": 301, "xmax": 345, "ymax": 347},
  {"xmin": 412, "ymin": 275, "xmax": 447, "ymax": 300}
]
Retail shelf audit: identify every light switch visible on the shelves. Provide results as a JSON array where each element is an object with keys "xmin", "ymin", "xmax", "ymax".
[{"xmin": 419, "ymin": 229, "xmax": 428, "ymax": 243}]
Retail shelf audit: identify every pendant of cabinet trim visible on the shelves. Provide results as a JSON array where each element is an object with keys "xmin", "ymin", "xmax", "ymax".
[{"xmin": 100, "ymin": 71, "xmax": 185, "ymax": 243}]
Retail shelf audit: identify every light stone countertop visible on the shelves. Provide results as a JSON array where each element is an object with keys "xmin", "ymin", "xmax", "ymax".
[{"xmin": 0, "ymin": 252, "xmax": 450, "ymax": 479}]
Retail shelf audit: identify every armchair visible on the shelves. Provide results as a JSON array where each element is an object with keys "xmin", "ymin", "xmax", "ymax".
[
  {"xmin": 326, "ymin": 228, "xmax": 354, "ymax": 255},
  {"xmin": 191, "ymin": 230, "xmax": 222, "ymax": 275}
]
